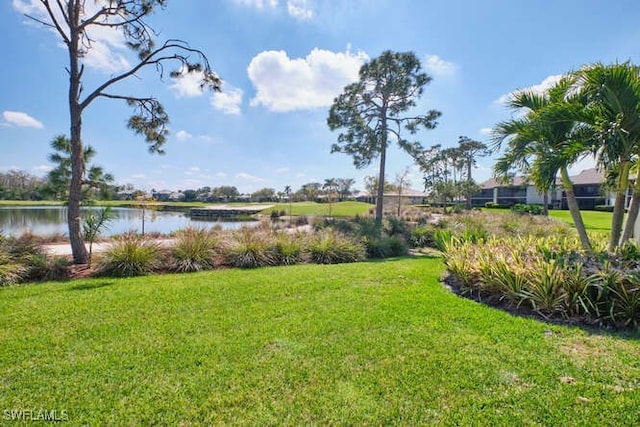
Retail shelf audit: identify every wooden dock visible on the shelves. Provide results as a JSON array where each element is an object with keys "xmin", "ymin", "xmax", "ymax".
[{"xmin": 189, "ymin": 205, "xmax": 273, "ymax": 219}]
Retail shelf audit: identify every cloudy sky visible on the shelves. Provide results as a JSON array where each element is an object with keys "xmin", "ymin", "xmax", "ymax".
[{"xmin": 3, "ymin": 0, "xmax": 640, "ymax": 193}]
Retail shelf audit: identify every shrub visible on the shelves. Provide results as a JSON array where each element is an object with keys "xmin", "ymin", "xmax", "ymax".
[
  {"xmin": 365, "ymin": 235, "xmax": 408, "ymax": 258},
  {"xmin": 384, "ymin": 216, "xmax": 410, "ymax": 238},
  {"xmin": 594, "ymin": 205, "xmax": 614, "ymax": 212},
  {"xmin": 308, "ymin": 230, "xmax": 365, "ymax": 264},
  {"xmin": 511, "ymin": 203, "xmax": 544, "ymax": 215},
  {"xmin": 171, "ymin": 227, "xmax": 218, "ymax": 273},
  {"xmin": 28, "ymin": 253, "xmax": 71, "ymax": 281},
  {"xmin": 409, "ymin": 225, "xmax": 436, "ymax": 248},
  {"xmin": 225, "ymin": 228, "xmax": 276, "ymax": 268},
  {"xmin": 354, "ymin": 216, "xmax": 382, "ymax": 239},
  {"xmin": 484, "ymin": 202, "xmax": 509, "ymax": 209},
  {"xmin": 270, "ymin": 210, "xmax": 280, "ymax": 221},
  {"xmin": 295, "ymin": 216, "xmax": 309, "ymax": 226},
  {"xmin": 97, "ymin": 234, "xmax": 160, "ymax": 277}
]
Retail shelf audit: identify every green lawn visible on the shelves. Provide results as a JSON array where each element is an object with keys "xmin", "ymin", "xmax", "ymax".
[
  {"xmin": 548, "ymin": 209, "xmax": 613, "ymax": 231},
  {"xmin": 1, "ymin": 259, "xmax": 638, "ymax": 424},
  {"xmin": 0, "ymin": 200, "xmax": 373, "ymax": 217},
  {"xmin": 264, "ymin": 201, "xmax": 372, "ymax": 217}
]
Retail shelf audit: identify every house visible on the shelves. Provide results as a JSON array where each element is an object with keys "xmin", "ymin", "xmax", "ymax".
[
  {"xmin": 472, "ymin": 168, "xmax": 622, "ymax": 209},
  {"xmin": 356, "ymin": 188, "xmax": 428, "ymax": 206}
]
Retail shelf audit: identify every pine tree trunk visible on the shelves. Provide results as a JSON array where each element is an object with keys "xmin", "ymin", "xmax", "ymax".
[
  {"xmin": 67, "ymin": 4, "xmax": 88, "ymax": 264},
  {"xmin": 561, "ymin": 167, "xmax": 591, "ymax": 252},
  {"xmin": 375, "ymin": 117, "xmax": 387, "ymax": 223}
]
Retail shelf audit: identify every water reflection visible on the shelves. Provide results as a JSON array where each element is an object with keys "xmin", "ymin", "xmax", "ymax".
[{"xmin": 0, "ymin": 206, "xmax": 255, "ymax": 237}]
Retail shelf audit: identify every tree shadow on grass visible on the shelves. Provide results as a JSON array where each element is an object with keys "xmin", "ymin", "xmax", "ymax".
[{"xmin": 68, "ymin": 281, "xmax": 116, "ymax": 291}]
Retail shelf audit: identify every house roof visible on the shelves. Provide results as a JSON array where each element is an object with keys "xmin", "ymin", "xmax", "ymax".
[
  {"xmin": 479, "ymin": 176, "xmax": 529, "ymax": 189},
  {"xmin": 383, "ymin": 188, "xmax": 428, "ymax": 197},
  {"xmin": 479, "ymin": 168, "xmax": 605, "ymax": 189},
  {"xmin": 569, "ymin": 168, "xmax": 603, "ymax": 185}
]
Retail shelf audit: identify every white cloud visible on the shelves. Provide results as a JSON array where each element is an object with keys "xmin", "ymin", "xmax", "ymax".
[
  {"xmin": 211, "ymin": 84, "xmax": 243, "ymax": 115},
  {"xmin": 248, "ymin": 48, "xmax": 368, "ymax": 112},
  {"xmin": 479, "ymin": 127, "xmax": 492, "ymax": 135},
  {"xmin": 275, "ymin": 167, "xmax": 290, "ymax": 173},
  {"xmin": 216, "ymin": 172, "xmax": 228, "ymax": 178},
  {"xmin": 130, "ymin": 174, "xmax": 147, "ymax": 179},
  {"xmin": 424, "ymin": 55, "xmax": 458, "ymax": 77},
  {"xmin": 234, "ymin": 0, "xmax": 278, "ymax": 9},
  {"xmin": 13, "ymin": 0, "xmax": 131, "ymax": 74},
  {"xmin": 186, "ymin": 166, "xmax": 201, "ymax": 176},
  {"xmin": 236, "ymin": 172, "xmax": 266, "ymax": 182},
  {"xmin": 82, "ymin": 40, "xmax": 130, "ymax": 74},
  {"xmin": 2, "ymin": 111, "xmax": 44, "ymax": 128},
  {"xmin": 176, "ymin": 130, "xmax": 193, "ymax": 142},
  {"xmin": 32, "ymin": 165, "xmax": 53, "ymax": 174},
  {"xmin": 496, "ymin": 74, "xmax": 564, "ymax": 105},
  {"xmin": 170, "ymin": 67, "xmax": 207, "ymax": 98},
  {"xmin": 287, "ymin": 0, "xmax": 313, "ymax": 19},
  {"xmin": 12, "ymin": 0, "xmax": 43, "ymax": 14}
]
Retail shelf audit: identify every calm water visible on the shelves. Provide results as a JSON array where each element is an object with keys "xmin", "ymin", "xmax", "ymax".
[{"xmin": 0, "ymin": 206, "xmax": 254, "ymax": 237}]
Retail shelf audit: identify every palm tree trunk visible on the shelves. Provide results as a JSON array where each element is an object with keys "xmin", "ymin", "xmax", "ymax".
[
  {"xmin": 609, "ymin": 160, "xmax": 631, "ymax": 252},
  {"xmin": 560, "ymin": 167, "xmax": 591, "ymax": 252},
  {"xmin": 543, "ymin": 191, "xmax": 549, "ymax": 216},
  {"xmin": 620, "ymin": 174, "xmax": 640, "ymax": 244}
]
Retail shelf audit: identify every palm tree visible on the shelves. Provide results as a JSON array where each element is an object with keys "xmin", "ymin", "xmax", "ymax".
[
  {"xmin": 571, "ymin": 62, "xmax": 640, "ymax": 249},
  {"xmin": 323, "ymin": 178, "xmax": 338, "ymax": 217},
  {"xmin": 47, "ymin": 135, "xmax": 114, "ymax": 201},
  {"xmin": 492, "ymin": 76, "xmax": 592, "ymax": 251},
  {"xmin": 283, "ymin": 185, "xmax": 292, "ymax": 224}
]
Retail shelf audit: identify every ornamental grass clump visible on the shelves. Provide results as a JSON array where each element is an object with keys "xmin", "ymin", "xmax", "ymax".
[
  {"xmin": 308, "ymin": 230, "xmax": 365, "ymax": 264},
  {"xmin": 97, "ymin": 234, "xmax": 160, "ymax": 277},
  {"xmin": 170, "ymin": 227, "xmax": 218, "ymax": 273},
  {"xmin": 0, "ymin": 232, "xmax": 47, "ymax": 285},
  {"xmin": 0, "ymin": 251, "xmax": 28, "ymax": 286},
  {"xmin": 225, "ymin": 228, "xmax": 276, "ymax": 269},
  {"xmin": 273, "ymin": 232, "xmax": 305, "ymax": 266}
]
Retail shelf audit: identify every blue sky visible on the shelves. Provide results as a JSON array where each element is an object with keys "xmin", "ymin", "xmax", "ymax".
[{"xmin": 3, "ymin": 0, "xmax": 640, "ymax": 194}]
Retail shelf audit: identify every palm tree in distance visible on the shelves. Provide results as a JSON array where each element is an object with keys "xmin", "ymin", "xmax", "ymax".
[{"xmin": 283, "ymin": 185, "xmax": 292, "ymax": 225}]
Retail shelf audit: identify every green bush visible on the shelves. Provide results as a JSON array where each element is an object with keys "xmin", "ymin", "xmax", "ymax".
[
  {"xmin": 171, "ymin": 227, "xmax": 218, "ymax": 273},
  {"xmin": 511, "ymin": 203, "xmax": 544, "ymax": 215},
  {"xmin": 409, "ymin": 225, "xmax": 436, "ymax": 248},
  {"xmin": 594, "ymin": 205, "xmax": 614, "ymax": 212},
  {"xmin": 484, "ymin": 202, "xmax": 509, "ymax": 209},
  {"xmin": 308, "ymin": 230, "xmax": 365, "ymax": 264},
  {"xmin": 365, "ymin": 235, "xmax": 408, "ymax": 258},
  {"xmin": 97, "ymin": 234, "xmax": 161, "ymax": 277},
  {"xmin": 29, "ymin": 253, "xmax": 71, "ymax": 281}
]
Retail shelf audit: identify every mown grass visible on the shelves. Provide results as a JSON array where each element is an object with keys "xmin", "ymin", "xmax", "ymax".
[
  {"xmin": 265, "ymin": 201, "xmax": 372, "ymax": 217},
  {"xmin": 549, "ymin": 209, "xmax": 613, "ymax": 231},
  {"xmin": 1, "ymin": 258, "xmax": 638, "ymax": 425},
  {"xmin": 0, "ymin": 200, "xmax": 63, "ymax": 206}
]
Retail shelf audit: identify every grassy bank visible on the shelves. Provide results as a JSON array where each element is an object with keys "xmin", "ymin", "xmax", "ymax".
[
  {"xmin": 1, "ymin": 258, "xmax": 638, "ymax": 424},
  {"xmin": 548, "ymin": 209, "xmax": 613, "ymax": 231}
]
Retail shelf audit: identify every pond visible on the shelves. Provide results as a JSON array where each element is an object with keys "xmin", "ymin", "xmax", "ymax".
[{"xmin": 0, "ymin": 206, "xmax": 256, "ymax": 237}]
